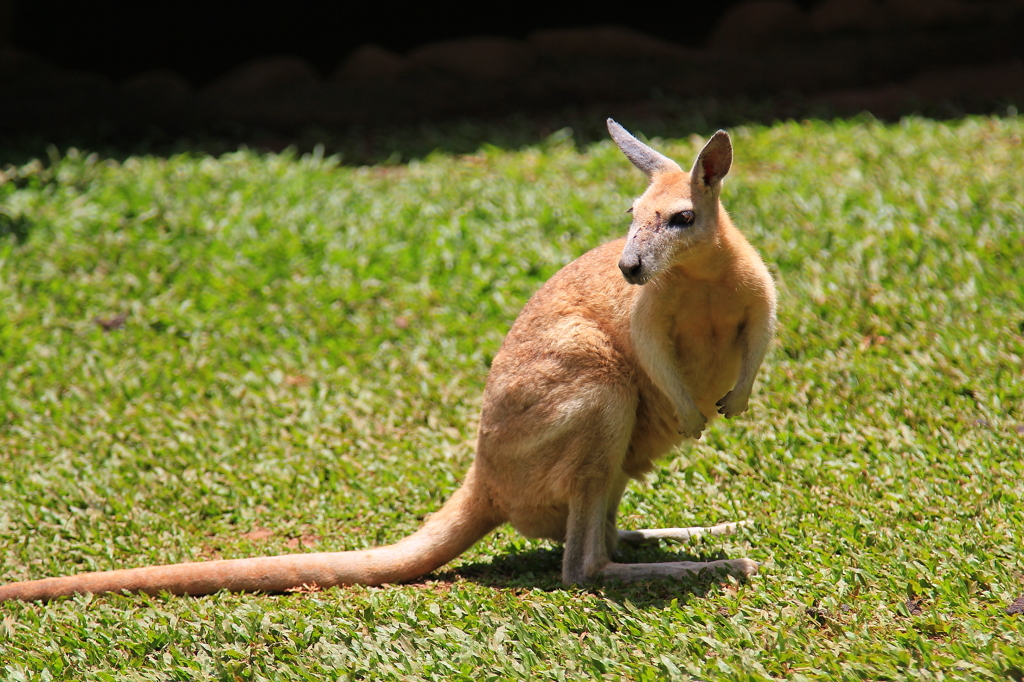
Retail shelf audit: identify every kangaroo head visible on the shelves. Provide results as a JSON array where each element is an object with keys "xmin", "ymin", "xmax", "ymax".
[{"xmin": 607, "ymin": 119, "xmax": 733, "ymax": 285}]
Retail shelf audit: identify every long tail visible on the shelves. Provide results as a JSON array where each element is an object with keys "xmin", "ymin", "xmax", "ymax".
[{"xmin": 0, "ymin": 466, "xmax": 501, "ymax": 602}]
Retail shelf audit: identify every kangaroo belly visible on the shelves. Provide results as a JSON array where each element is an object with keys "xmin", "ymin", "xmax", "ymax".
[{"xmin": 679, "ymin": 335, "xmax": 743, "ymax": 417}]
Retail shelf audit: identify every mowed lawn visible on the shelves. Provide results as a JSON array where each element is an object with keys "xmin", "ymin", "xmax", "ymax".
[{"xmin": 0, "ymin": 116, "xmax": 1022, "ymax": 680}]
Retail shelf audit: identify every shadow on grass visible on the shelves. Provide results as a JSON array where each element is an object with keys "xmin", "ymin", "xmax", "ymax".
[
  {"xmin": 434, "ymin": 542, "xmax": 745, "ymax": 607},
  {"xmin": 0, "ymin": 99, "xmax": 749, "ymax": 168},
  {"xmin": 0, "ymin": 211, "xmax": 32, "ymax": 244},
  {"xmin": 0, "ymin": 94, "xmax": 1012, "ymax": 169}
]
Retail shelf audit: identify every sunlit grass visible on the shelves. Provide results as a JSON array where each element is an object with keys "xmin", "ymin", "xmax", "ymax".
[{"xmin": 1, "ymin": 115, "xmax": 1022, "ymax": 680}]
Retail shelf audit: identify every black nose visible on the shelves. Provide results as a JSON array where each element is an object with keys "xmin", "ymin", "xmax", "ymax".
[{"xmin": 619, "ymin": 256, "xmax": 642, "ymax": 280}]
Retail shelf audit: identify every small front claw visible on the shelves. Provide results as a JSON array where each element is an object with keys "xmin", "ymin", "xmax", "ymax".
[
  {"xmin": 716, "ymin": 390, "xmax": 749, "ymax": 419},
  {"xmin": 677, "ymin": 410, "xmax": 708, "ymax": 439}
]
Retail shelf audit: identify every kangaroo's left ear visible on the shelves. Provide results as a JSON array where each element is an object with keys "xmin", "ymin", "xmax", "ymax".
[{"xmin": 691, "ymin": 130, "xmax": 732, "ymax": 193}]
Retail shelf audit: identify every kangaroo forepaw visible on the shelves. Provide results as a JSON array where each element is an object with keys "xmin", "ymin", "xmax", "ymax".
[
  {"xmin": 716, "ymin": 390, "xmax": 749, "ymax": 419},
  {"xmin": 677, "ymin": 409, "xmax": 708, "ymax": 439}
]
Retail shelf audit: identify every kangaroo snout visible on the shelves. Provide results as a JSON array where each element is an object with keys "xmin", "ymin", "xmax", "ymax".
[{"xmin": 619, "ymin": 252, "xmax": 645, "ymax": 284}]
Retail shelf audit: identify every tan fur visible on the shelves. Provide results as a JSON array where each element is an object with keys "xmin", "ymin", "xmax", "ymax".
[{"xmin": 0, "ymin": 120, "xmax": 776, "ymax": 601}]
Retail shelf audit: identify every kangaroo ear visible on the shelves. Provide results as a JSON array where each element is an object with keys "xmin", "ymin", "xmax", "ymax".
[
  {"xmin": 691, "ymin": 130, "xmax": 732, "ymax": 193},
  {"xmin": 607, "ymin": 118, "xmax": 680, "ymax": 178}
]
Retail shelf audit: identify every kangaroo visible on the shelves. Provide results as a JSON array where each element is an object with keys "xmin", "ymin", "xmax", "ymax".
[{"xmin": 0, "ymin": 120, "xmax": 776, "ymax": 601}]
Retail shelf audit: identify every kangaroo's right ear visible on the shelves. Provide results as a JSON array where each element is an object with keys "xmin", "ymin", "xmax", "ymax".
[{"xmin": 607, "ymin": 118, "xmax": 681, "ymax": 178}]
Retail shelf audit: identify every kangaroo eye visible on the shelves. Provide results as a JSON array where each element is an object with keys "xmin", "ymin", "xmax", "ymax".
[{"xmin": 668, "ymin": 210, "xmax": 694, "ymax": 227}]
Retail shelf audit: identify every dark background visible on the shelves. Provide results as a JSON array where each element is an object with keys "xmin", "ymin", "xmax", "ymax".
[
  {"xmin": 1, "ymin": 0, "xmax": 1022, "ymax": 161},
  {"xmin": 8, "ymin": 1, "xmax": 774, "ymax": 84}
]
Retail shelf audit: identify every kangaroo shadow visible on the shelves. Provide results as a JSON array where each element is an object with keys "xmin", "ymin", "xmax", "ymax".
[{"xmin": 433, "ymin": 541, "xmax": 745, "ymax": 608}]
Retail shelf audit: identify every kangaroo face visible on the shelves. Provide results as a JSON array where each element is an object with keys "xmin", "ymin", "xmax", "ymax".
[
  {"xmin": 619, "ymin": 171, "xmax": 715, "ymax": 284},
  {"xmin": 607, "ymin": 120, "xmax": 733, "ymax": 285}
]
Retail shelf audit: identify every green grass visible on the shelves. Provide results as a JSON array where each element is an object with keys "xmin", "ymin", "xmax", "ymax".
[{"xmin": 1, "ymin": 115, "xmax": 1023, "ymax": 680}]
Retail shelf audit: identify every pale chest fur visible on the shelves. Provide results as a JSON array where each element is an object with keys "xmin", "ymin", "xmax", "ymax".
[{"xmin": 669, "ymin": 279, "xmax": 748, "ymax": 415}]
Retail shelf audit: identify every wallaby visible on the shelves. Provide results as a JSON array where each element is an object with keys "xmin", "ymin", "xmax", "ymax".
[{"xmin": 0, "ymin": 120, "xmax": 776, "ymax": 601}]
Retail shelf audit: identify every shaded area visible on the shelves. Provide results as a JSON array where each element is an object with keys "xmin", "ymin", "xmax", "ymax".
[
  {"xmin": 0, "ymin": 92, "xmax": 1018, "ymax": 171},
  {"xmin": 0, "ymin": 206, "xmax": 30, "ymax": 242},
  {"xmin": 0, "ymin": 98, "xmax": 805, "ymax": 167},
  {"xmin": 1, "ymin": 1, "xmax": 1023, "ymax": 164}
]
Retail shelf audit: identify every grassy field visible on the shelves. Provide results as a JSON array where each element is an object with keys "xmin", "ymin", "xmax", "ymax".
[{"xmin": 0, "ymin": 115, "xmax": 1022, "ymax": 680}]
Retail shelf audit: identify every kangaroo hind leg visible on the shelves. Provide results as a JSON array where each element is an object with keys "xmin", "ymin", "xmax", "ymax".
[
  {"xmin": 617, "ymin": 521, "xmax": 750, "ymax": 547},
  {"xmin": 558, "ymin": 388, "xmax": 637, "ymax": 585},
  {"xmin": 608, "ymin": 522, "xmax": 757, "ymax": 581},
  {"xmin": 563, "ymin": 477, "xmax": 758, "ymax": 584}
]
